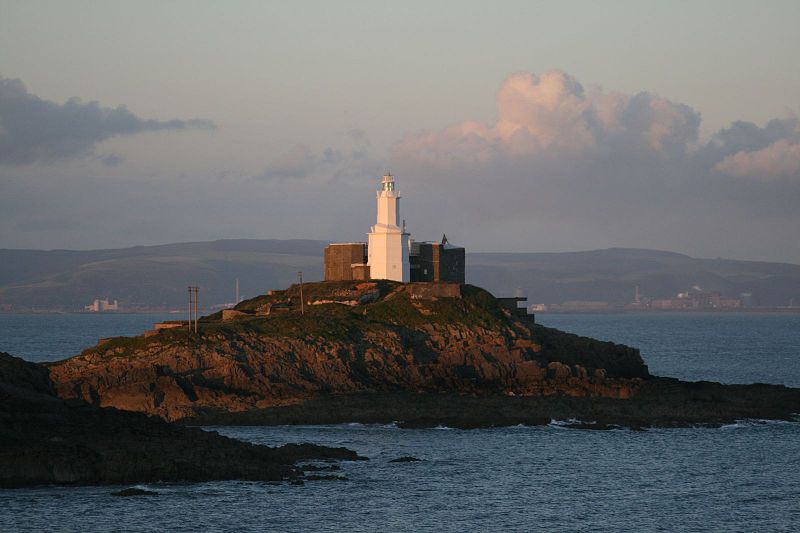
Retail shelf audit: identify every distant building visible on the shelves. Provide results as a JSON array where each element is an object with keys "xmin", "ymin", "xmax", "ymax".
[
  {"xmin": 85, "ymin": 298, "xmax": 119, "ymax": 312},
  {"xmin": 650, "ymin": 285, "xmax": 742, "ymax": 310},
  {"xmin": 740, "ymin": 292, "xmax": 754, "ymax": 308},
  {"xmin": 325, "ymin": 173, "xmax": 466, "ymax": 283},
  {"xmin": 551, "ymin": 301, "xmax": 612, "ymax": 312}
]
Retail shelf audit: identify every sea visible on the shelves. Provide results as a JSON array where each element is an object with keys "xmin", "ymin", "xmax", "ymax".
[{"xmin": 1, "ymin": 312, "xmax": 799, "ymax": 532}]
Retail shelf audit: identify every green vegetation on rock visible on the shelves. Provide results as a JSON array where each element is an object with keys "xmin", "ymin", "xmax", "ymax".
[{"xmin": 74, "ymin": 281, "xmax": 647, "ymax": 381}]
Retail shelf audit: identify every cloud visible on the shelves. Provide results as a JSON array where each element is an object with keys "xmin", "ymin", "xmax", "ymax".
[
  {"xmin": 388, "ymin": 70, "xmax": 800, "ymax": 262},
  {"xmin": 393, "ymin": 70, "xmax": 701, "ymax": 165},
  {"xmin": 0, "ymin": 76, "xmax": 215, "ymax": 165},
  {"xmin": 257, "ymin": 144, "xmax": 355, "ymax": 180},
  {"xmin": 259, "ymin": 144, "xmax": 322, "ymax": 180},
  {"xmin": 348, "ymin": 128, "xmax": 367, "ymax": 142},
  {"xmin": 713, "ymin": 139, "xmax": 800, "ymax": 178},
  {"xmin": 258, "ymin": 131, "xmax": 383, "ymax": 182},
  {"xmin": 707, "ymin": 118, "xmax": 799, "ymax": 157},
  {"xmin": 99, "ymin": 153, "xmax": 125, "ymax": 167},
  {"xmin": 708, "ymin": 118, "xmax": 800, "ymax": 178}
]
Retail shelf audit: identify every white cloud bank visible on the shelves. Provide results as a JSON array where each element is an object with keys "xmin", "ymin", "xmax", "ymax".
[
  {"xmin": 394, "ymin": 70, "xmax": 800, "ymax": 183},
  {"xmin": 394, "ymin": 70, "xmax": 701, "ymax": 165}
]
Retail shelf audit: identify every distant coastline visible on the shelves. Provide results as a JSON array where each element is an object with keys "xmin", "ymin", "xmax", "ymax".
[{"xmin": 2, "ymin": 241, "xmax": 799, "ymax": 313}]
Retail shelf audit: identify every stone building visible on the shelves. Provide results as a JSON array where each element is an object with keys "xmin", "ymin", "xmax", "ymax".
[
  {"xmin": 409, "ymin": 235, "xmax": 465, "ymax": 283},
  {"xmin": 324, "ymin": 173, "xmax": 465, "ymax": 283},
  {"xmin": 324, "ymin": 243, "xmax": 369, "ymax": 281}
]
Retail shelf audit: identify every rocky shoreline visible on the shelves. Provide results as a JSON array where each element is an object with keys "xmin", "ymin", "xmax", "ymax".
[
  {"xmin": 186, "ymin": 379, "xmax": 800, "ymax": 430},
  {"xmin": 0, "ymin": 352, "xmax": 364, "ymax": 488}
]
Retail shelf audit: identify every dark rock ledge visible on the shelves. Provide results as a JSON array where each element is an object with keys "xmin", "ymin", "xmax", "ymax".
[
  {"xmin": 185, "ymin": 380, "xmax": 800, "ymax": 430},
  {"xmin": 111, "ymin": 487, "xmax": 158, "ymax": 497},
  {"xmin": 0, "ymin": 352, "xmax": 365, "ymax": 488},
  {"xmin": 389, "ymin": 456, "xmax": 422, "ymax": 463}
]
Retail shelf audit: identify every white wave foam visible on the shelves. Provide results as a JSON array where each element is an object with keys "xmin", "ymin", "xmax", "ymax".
[
  {"xmin": 548, "ymin": 418, "xmax": 588, "ymax": 427},
  {"xmin": 720, "ymin": 418, "xmax": 796, "ymax": 429}
]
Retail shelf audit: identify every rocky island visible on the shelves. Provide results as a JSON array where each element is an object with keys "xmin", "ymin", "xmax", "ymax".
[
  {"xmin": 46, "ymin": 281, "xmax": 800, "ymax": 429},
  {"xmin": 0, "ymin": 351, "xmax": 363, "ymax": 488}
]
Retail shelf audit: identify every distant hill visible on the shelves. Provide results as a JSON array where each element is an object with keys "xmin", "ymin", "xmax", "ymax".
[
  {"xmin": 1, "ymin": 241, "xmax": 798, "ymax": 311},
  {"xmin": 0, "ymin": 240, "xmax": 327, "ymax": 311},
  {"xmin": 469, "ymin": 249, "xmax": 800, "ymax": 307}
]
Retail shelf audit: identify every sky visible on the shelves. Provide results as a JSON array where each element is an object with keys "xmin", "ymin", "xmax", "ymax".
[{"xmin": 1, "ymin": 0, "xmax": 799, "ymax": 262}]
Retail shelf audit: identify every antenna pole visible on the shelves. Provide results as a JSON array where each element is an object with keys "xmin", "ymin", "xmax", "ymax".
[
  {"xmin": 188, "ymin": 286, "xmax": 199, "ymax": 334},
  {"xmin": 188, "ymin": 286, "xmax": 192, "ymax": 335},
  {"xmin": 297, "ymin": 271, "xmax": 304, "ymax": 316}
]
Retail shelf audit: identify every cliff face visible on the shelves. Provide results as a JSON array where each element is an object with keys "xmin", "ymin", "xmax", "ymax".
[{"xmin": 49, "ymin": 283, "xmax": 649, "ymax": 422}]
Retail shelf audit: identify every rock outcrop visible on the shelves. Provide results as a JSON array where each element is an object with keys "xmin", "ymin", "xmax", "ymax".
[
  {"xmin": 48, "ymin": 283, "xmax": 648, "ymax": 421},
  {"xmin": 0, "ymin": 352, "xmax": 363, "ymax": 487}
]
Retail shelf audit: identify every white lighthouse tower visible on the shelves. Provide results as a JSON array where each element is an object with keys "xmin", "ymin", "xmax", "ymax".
[{"xmin": 367, "ymin": 173, "xmax": 410, "ymax": 282}]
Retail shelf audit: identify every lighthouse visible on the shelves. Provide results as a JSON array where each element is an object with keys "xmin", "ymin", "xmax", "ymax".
[
  {"xmin": 367, "ymin": 173, "xmax": 410, "ymax": 282},
  {"xmin": 323, "ymin": 172, "xmax": 464, "ymax": 283}
]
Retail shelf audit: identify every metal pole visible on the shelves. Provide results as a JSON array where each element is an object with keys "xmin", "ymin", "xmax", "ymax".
[
  {"xmin": 194, "ymin": 286, "xmax": 199, "ymax": 334},
  {"xmin": 188, "ymin": 286, "xmax": 192, "ymax": 335},
  {"xmin": 297, "ymin": 271, "xmax": 304, "ymax": 316}
]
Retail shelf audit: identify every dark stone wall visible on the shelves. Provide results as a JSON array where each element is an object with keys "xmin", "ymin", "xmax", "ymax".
[
  {"xmin": 324, "ymin": 244, "xmax": 367, "ymax": 281},
  {"xmin": 403, "ymin": 282, "xmax": 462, "ymax": 298},
  {"xmin": 440, "ymin": 247, "xmax": 466, "ymax": 283},
  {"xmin": 497, "ymin": 297, "xmax": 528, "ymax": 316},
  {"xmin": 410, "ymin": 243, "xmax": 465, "ymax": 283},
  {"xmin": 351, "ymin": 264, "xmax": 370, "ymax": 281}
]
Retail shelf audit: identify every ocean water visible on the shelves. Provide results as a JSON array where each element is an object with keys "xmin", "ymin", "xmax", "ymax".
[
  {"xmin": 1, "ymin": 313, "xmax": 799, "ymax": 532},
  {"xmin": 0, "ymin": 312, "xmax": 177, "ymax": 364},
  {"xmin": 536, "ymin": 312, "xmax": 800, "ymax": 388}
]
